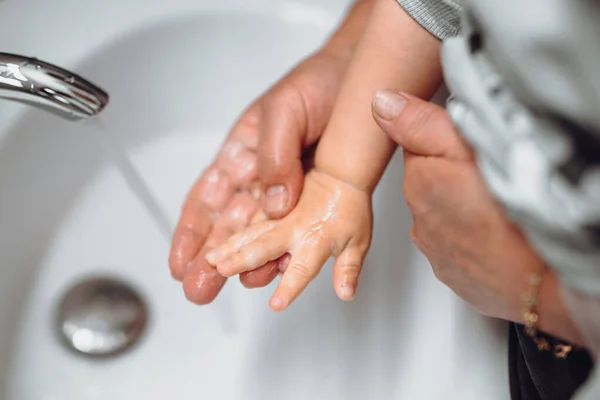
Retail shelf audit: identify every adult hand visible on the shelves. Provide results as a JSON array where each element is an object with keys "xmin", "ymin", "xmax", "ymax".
[
  {"xmin": 168, "ymin": 48, "xmax": 350, "ymax": 304},
  {"xmin": 169, "ymin": 0, "xmax": 377, "ymax": 305},
  {"xmin": 371, "ymin": 90, "xmax": 583, "ymax": 344}
]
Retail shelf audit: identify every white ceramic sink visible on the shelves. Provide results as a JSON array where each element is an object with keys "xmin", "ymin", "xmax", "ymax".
[{"xmin": 0, "ymin": 0, "xmax": 510, "ymax": 399}]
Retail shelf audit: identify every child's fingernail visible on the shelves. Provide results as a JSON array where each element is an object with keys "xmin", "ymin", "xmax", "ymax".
[
  {"xmin": 205, "ymin": 249, "xmax": 222, "ymax": 265},
  {"xmin": 340, "ymin": 283, "xmax": 355, "ymax": 301},
  {"xmin": 269, "ymin": 296, "xmax": 287, "ymax": 310},
  {"xmin": 373, "ymin": 90, "xmax": 407, "ymax": 121},
  {"xmin": 265, "ymin": 185, "xmax": 288, "ymax": 214},
  {"xmin": 218, "ymin": 259, "xmax": 233, "ymax": 275}
]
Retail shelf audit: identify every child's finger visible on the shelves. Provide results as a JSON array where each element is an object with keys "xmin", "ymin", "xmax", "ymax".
[
  {"xmin": 250, "ymin": 209, "xmax": 268, "ymax": 224},
  {"xmin": 205, "ymin": 220, "xmax": 275, "ymax": 265},
  {"xmin": 216, "ymin": 226, "xmax": 293, "ymax": 277},
  {"xmin": 332, "ymin": 246, "xmax": 368, "ymax": 301},
  {"xmin": 269, "ymin": 242, "xmax": 331, "ymax": 311}
]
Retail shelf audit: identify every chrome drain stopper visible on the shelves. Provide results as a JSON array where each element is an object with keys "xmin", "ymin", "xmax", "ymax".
[{"xmin": 56, "ymin": 276, "xmax": 148, "ymax": 357}]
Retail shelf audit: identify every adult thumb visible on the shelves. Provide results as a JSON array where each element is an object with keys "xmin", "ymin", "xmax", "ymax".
[
  {"xmin": 372, "ymin": 90, "xmax": 472, "ymax": 160},
  {"xmin": 256, "ymin": 97, "xmax": 306, "ymax": 219}
]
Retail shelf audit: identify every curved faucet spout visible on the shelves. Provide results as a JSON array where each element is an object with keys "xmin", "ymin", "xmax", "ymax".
[{"xmin": 0, "ymin": 52, "xmax": 108, "ymax": 120}]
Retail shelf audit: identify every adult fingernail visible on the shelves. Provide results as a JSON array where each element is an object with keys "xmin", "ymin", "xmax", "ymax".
[
  {"xmin": 265, "ymin": 185, "xmax": 288, "ymax": 214},
  {"xmin": 340, "ymin": 283, "xmax": 355, "ymax": 301},
  {"xmin": 373, "ymin": 90, "xmax": 407, "ymax": 121}
]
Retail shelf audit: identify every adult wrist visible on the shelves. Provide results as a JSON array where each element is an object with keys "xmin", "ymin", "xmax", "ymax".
[
  {"xmin": 537, "ymin": 267, "xmax": 586, "ymax": 348},
  {"xmin": 321, "ymin": 0, "xmax": 376, "ymax": 63}
]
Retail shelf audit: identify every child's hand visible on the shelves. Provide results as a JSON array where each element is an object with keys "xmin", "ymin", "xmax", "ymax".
[{"xmin": 205, "ymin": 170, "xmax": 373, "ymax": 311}]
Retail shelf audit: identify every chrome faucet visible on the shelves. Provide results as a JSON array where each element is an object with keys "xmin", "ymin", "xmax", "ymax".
[{"xmin": 0, "ymin": 52, "xmax": 108, "ymax": 120}]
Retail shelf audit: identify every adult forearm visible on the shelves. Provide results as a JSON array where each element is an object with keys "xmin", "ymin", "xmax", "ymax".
[{"xmin": 322, "ymin": 0, "xmax": 377, "ymax": 60}]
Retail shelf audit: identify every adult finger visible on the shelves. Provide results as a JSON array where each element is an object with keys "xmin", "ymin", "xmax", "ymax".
[
  {"xmin": 169, "ymin": 166, "xmax": 233, "ymax": 280},
  {"xmin": 372, "ymin": 90, "xmax": 473, "ymax": 161}
]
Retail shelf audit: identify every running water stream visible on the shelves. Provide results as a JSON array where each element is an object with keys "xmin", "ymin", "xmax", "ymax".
[{"xmin": 86, "ymin": 118, "xmax": 173, "ymax": 242}]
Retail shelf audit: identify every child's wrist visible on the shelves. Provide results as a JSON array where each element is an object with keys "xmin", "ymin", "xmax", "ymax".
[{"xmin": 312, "ymin": 161, "xmax": 374, "ymax": 195}]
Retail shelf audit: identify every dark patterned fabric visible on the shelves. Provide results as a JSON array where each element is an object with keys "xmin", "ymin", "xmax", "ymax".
[{"xmin": 509, "ymin": 323, "xmax": 594, "ymax": 400}]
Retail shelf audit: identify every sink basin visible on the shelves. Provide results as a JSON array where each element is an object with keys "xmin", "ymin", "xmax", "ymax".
[{"xmin": 0, "ymin": 0, "xmax": 510, "ymax": 399}]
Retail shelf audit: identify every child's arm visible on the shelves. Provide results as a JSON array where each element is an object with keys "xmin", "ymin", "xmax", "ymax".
[
  {"xmin": 315, "ymin": 0, "xmax": 443, "ymax": 193},
  {"xmin": 206, "ymin": 0, "xmax": 443, "ymax": 311}
]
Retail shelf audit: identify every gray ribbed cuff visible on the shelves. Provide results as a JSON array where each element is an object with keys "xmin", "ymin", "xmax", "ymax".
[{"xmin": 397, "ymin": 0, "xmax": 462, "ymax": 40}]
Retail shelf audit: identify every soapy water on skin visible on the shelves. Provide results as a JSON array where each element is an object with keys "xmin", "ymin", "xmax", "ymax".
[
  {"xmin": 296, "ymin": 186, "xmax": 340, "ymax": 247},
  {"xmin": 86, "ymin": 118, "xmax": 173, "ymax": 242}
]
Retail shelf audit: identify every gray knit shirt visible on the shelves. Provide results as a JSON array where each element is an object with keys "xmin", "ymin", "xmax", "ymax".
[{"xmin": 397, "ymin": 0, "xmax": 462, "ymax": 40}]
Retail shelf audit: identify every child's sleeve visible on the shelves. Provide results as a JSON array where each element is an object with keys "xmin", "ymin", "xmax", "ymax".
[{"xmin": 398, "ymin": 0, "xmax": 462, "ymax": 40}]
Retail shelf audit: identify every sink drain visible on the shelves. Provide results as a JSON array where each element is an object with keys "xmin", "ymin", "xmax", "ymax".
[{"xmin": 56, "ymin": 276, "xmax": 149, "ymax": 357}]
